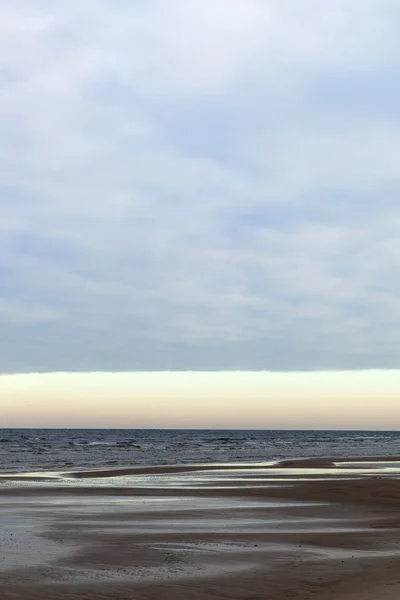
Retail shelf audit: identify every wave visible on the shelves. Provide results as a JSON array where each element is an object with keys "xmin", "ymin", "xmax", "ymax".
[{"xmin": 73, "ymin": 440, "xmax": 141, "ymax": 448}]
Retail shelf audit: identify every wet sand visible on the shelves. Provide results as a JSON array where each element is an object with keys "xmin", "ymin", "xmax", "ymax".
[{"xmin": 2, "ymin": 457, "xmax": 400, "ymax": 599}]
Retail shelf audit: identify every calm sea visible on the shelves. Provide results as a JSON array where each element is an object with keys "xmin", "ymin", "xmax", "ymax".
[{"xmin": 1, "ymin": 429, "xmax": 400, "ymax": 474}]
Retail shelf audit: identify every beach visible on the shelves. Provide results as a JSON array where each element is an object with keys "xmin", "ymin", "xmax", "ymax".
[{"xmin": 2, "ymin": 458, "xmax": 400, "ymax": 599}]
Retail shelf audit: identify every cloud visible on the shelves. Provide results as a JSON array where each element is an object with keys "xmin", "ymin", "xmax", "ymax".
[{"xmin": 0, "ymin": 1, "xmax": 400, "ymax": 372}]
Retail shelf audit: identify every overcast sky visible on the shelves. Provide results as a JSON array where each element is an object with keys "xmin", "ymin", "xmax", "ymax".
[{"xmin": 1, "ymin": 1, "xmax": 400, "ymax": 373}]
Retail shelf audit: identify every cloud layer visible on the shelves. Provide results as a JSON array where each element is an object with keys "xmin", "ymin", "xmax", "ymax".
[{"xmin": 1, "ymin": 0, "xmax": 400, "ymax": 372}]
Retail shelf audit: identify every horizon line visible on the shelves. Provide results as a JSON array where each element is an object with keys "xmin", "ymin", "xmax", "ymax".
[{"xmin": 1, "ymin": 427, "xmax": 400, "ymax": 431}]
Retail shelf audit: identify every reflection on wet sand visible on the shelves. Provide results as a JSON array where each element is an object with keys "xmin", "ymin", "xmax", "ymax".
[{"xmin": 2, "ymin": 458, "xmax": 400, "ymax": 599}]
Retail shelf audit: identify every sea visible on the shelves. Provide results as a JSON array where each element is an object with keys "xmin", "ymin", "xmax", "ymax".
[{"xmin": 1, "ymin": 429, "xmax": 400, "ymax": 474}]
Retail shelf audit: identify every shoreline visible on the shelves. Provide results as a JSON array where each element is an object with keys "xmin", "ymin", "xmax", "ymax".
[
  {"xmin": 2, "ymin": 452, "xmax": 400, "ymax": 477},
  {"xmin": 2, "ymin": 457, "xmax": 400, "ymax": 599}
]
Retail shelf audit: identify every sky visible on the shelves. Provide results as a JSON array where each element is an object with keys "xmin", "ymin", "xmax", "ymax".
[
  {"xmin": 2, "ymin": 370, "xmax": 400, "ymax": 429},
  {"xmin": 1, "ymin": 2, "xmax": 400, "ymax": 427}
]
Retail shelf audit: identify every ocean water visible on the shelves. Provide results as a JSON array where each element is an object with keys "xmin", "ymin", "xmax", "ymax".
[{"xmin": 1, "ymin": 429, "xmax": 400, "ymax": 474}]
